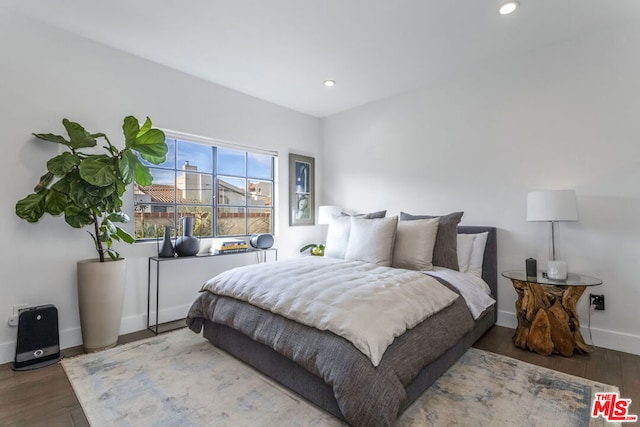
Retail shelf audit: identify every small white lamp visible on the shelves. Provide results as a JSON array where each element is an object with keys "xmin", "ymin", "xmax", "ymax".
[
  {"xmin": 318, "ymin": 205, "xmax": 341, "ymax": 244},
  {"xmin": 527, "ymin": 190, "xmax": 578, "ymax": 280},
  {"xmin": 318, "ymin": 205, "xmax": 342, "ymax": 225}
]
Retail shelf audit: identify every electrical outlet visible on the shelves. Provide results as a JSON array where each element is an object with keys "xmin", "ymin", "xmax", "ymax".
[
  {"xmin": 590, "ymin": 294, "xmax": 605, "ymax": 311},
  {"xmin": 7, "ymin": 304, "xmax": 30, "ymax": 327}
]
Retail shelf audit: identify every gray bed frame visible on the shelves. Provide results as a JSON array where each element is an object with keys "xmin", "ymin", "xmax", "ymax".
[{"xmin": 202, "ymin": 226, "xmax": 497, "ymax": 421}]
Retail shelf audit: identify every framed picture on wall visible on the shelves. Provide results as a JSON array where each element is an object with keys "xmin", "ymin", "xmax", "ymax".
[{"xmin": 289, "ymin": 153, "xmax": 315, "ymax": 226}]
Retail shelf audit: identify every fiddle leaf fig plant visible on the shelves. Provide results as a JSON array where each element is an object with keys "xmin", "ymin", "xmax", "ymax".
[{"xmin": 15, "ymin": 116, "xmax": 168, "ymax": 262}]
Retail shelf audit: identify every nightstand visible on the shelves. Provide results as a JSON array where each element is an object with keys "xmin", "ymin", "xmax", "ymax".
[{"xmin": 502, "ymin": 270, "xmax": 602, "ymax": 357}]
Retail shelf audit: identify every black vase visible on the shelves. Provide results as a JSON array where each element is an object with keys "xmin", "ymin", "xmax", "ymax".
[
  {"xmin": 158, "ymin": 226, "xmax": 175, "ymax": 258},
  {"xmin": 174, "ymin": 216, "xmax": 200, "ymax": 257}
]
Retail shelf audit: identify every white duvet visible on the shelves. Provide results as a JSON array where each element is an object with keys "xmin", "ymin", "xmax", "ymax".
[{"xmin": 202, "ymin": 257, "xmax": 459, "ymax": 366}]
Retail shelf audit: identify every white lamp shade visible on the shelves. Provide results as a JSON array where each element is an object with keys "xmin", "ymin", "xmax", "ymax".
[
  {"xmin": 527, "ymin": 190, "xmax": 578, "ymax": 222},
  {"xmin": 318, "ymin": 205, "xmax": 342, "ymax": 224}
]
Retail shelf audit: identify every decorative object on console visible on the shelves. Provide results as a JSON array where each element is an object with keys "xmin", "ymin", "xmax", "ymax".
[
  {"xmin": 158, "ymin": 226, "xmax": 175, "ymax": 258},
  {"xmin": 174, "ymin": 216, "xmax": 200, "ymax": 257},
  {"xmin": 249, "ymin": 233, "xmax": 274, "ymax": 249},
  {"xmin": 212, "ymin": 240, "xmax": 248, "ymax": 255},
  {"xmin": 527, "ymin": 190, "xmax": 578, "ymax": 280}
]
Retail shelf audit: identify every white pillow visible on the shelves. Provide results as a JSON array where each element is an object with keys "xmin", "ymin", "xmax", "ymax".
[
  {"xmin": 392, "ymin": 218, "xmax": 440, "ymax": 271},
  {"xmin": 345, "ymin": 216, "xmax": 398, "ymax": 266},
  {"xmin": 467, "ymin": 232, "xmax": 489, "ymax": 278},
  {"xmin": 324, "ymin": 215, "xmax": 352, "ymax": 259},
  {"xmin": 457, "ymin": 234, "xmax": 476, "ymax": 273}
]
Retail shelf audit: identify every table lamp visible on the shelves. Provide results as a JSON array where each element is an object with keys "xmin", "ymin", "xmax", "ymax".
[
  {"xmin": 527, "ymin": 190, "xmax": 578, "ymax": 280},
  {"xmin": 318, "ymin": 205, "xmax": 342, "ymax": 225},
  {"xmin": 318, "ymin": 205, "xmax": 341, "ymax": 241}
]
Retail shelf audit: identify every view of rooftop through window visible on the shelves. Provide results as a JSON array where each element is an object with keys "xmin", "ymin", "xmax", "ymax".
[{"xmin": 133, "ymin": 137, "xmax": 275, "ymax": 240}]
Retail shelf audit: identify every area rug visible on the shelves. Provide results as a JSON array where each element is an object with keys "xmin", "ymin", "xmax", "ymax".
[{"xmin": 62, "ymin": 328, "xmax": 619, "ymax": 427}]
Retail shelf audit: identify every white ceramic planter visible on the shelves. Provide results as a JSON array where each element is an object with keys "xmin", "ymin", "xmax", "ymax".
[{"xmin": 77, "ymin": 258, "xmax": 126, "ymax": 352}]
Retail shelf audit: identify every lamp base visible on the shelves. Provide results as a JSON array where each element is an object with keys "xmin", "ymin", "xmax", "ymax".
[{"xmin": 547, "ymin": 260, "xmax": 568, "ymax": 280}]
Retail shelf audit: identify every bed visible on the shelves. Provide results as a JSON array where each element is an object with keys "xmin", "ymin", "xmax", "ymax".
[{"xmin": 187, "ymin": 223, "xmax": 497, "ymax": 426}]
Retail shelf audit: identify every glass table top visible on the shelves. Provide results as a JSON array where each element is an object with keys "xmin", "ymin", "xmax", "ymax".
[{"xmin": 501, "ymin": 270, "xmax": 602, "ymax": 287}]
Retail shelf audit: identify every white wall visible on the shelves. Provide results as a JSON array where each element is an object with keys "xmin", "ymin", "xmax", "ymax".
[
  {"xmin": 0, "ymin": 9, "xmax": 322, "ymax": 363},
  {"xmin": 322, "ymin": 24, "xmax": 640, "ymax": 355}
]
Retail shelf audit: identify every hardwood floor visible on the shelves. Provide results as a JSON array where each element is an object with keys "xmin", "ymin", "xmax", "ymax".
[
  {"xmin": 1, "ymin": 324, "xmax": 638, "ymax": 426},
  {"xmin": 0, "ymin": 323, "xmax": 171, "ymax": 427},
  {"xmin": 473, "ymin": 326, "xmax": 640, "ymax": 421}
]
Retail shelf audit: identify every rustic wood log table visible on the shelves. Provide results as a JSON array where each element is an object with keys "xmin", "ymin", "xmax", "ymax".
[{"xmin": 502, "ymin": 270, "xmax": 602, "ymax": 357}]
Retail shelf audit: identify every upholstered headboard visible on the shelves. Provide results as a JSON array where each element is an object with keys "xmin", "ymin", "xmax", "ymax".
[{"xmin": 457, "ymin": 226, "xmax": 497, "ymax": 301}]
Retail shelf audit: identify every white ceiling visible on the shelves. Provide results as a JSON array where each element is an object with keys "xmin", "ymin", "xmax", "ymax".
[{"xmin": 5, "ymin": 0, "xmax": 640, "ymax": 117}]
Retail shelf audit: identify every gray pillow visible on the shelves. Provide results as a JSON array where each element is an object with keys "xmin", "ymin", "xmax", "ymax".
[
  {"xmin": 365, "ymin": 210, "xmax": 387, "ymax": 219},
  {"xmin": 400, "ymin": 211, "xmax": 464, "ymax": 271},
  {"xmin": 341, "ymin": 210, "xmax": 387, "ymax": 219}
]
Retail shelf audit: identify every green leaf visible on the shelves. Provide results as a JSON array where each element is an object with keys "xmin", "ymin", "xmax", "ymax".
[
  {"xmin": 106, "ymin": 248, "xmax": 120, "ymax": 261},
  {"xmin": 79, "ymin": 157, "xmax": 116, "ymax": 186},
  {"xmin": 16, "ymin": 193, "xmax": 46, "ymax": 223},
  {"xmin": 115, "ymin": 181, "xmax": 126, "ymax": 197},
  {"xmin": 62, "ymin": 119, "xmax": 98, "ymax": 149},
  {"xmin": 102, "ymin": 218, "xmax": 117, "ymax": 236},
  {"xmin": 107, "ymin": 212, "xmax": 130, "ymax": 223},
  {"xmin": 116, "ymin": 226, "xmax": 135, "ymax": 244},
  {"xmin": 138, "ymin": 116, "xmax": 153, "ymax": 136},
  {"xmin": 119, "ymin": 149, "xmax": 137, "ymax": 185},
  {"xmin": 132, "ymin": 129, "xmax": 167, "ymax": 165},
  {"xmin": 33, "ymin": 132, "xmax": 70, "ymax": 147},
  {"xmin": 44, "ymin": 190, "xmax": 68, "ymax": 216},
  {"xmin": 122, "ymin": 116, "xmax": 140, "ymax": 148},
  {"xmin": 134, "ymin": 159, "xmax": 153, "ymax": 186},
  {"xmin": 34, "ymin": 172, "xmax": 55, "ymax": 192},
  {"xmin": 96, "ymin": 183, "xmax": 116, "ymax": 199},
  {"xmin": 69, "ymin": 179, "xmax": 102, "ymax": 208},
  {"xmin": 64, "ymin": 204, "xmax": 93, "ymax": 228},
  {"xmin": 47, "ymin": 152, "xmax": 80, "ymax": 176}
]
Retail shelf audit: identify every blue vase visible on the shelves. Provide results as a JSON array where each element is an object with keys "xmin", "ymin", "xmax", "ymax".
[{"xmin": 174, "ymin": 216, "xmax": 200, "ymax": 257}]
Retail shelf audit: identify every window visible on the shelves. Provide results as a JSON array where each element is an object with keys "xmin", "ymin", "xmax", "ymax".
[{"xmin": 134, "ymin": 134, "xmax": 276, "ymax": 240}]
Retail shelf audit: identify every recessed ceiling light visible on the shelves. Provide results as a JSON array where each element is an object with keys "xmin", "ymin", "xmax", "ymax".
[
  {"xmin": 499, "ymin": 1, "xmax": 519, "ymax": 15},
  {"xmin": 323, "ymin": 80, "xmax": 336, "ymax": 87}
]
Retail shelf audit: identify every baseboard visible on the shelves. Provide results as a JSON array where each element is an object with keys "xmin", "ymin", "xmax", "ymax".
[
  {"xmin": 0, "ymin": 304, "xmax": 192, "ymax": 365},
  {"xmin": 496, "ymin": 310, "xmax": 640, "ymax": 356}
]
